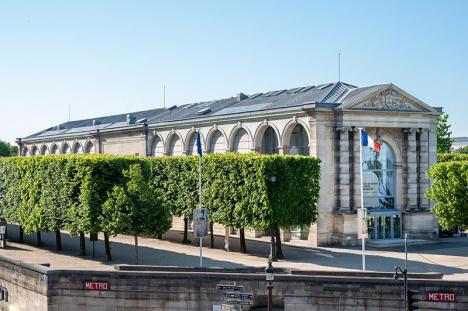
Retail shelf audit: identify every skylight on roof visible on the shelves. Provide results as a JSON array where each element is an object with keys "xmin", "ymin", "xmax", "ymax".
[
  {"xmin": 249, "ymin": 93, "xmax": 263, "ymax": 99},
  {"xmin": 271, "ymin": 90, "xmax": 286, "ymax": 96}
]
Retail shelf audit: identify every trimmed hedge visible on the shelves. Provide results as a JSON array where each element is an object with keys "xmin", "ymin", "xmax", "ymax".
[
  {"xmin": 437, "ymin": 153, "xmax": 468, "ymax": 163},
  {"xmin": 0, "ymin": 154, "xmax": 321, "ymax": 257},
  {"xmin": 427, "ymin": 161, "xmax": 468, "ymax": 229}
]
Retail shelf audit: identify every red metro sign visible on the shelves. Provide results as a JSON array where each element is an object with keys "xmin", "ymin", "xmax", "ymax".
[
  {"xmin": 84, "ymin": 281, "xmax": 110, "ymax": 291},
  {"xmin": 427, "ymin": 292, "xmax": 456, "ymax": 302}
]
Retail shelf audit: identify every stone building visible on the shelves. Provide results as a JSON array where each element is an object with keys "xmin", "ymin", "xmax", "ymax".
[{"xmin": 17, "ymin": 82, "xmax": 442, "ymax": 246}]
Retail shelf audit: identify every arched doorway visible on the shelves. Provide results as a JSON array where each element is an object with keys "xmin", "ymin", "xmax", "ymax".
[
  {"xmin": 208, "ymin": 130, "xmax": 226, "ymax": 154},
  {"xmin": 362, "ymin": 141, "xmax": 400, "ymax": 239},
  {"xmin": 261, "ymin": 127, "xmax": 278, "ymax": 154},
  {"xmin": 167, "ymin": 134, "xmax": 184, "ymax": 156},
  {"xmin": 288, "ymin": 124, "xmax": 309, "ymax": 155},
  {"xmin": 232, "ymin": 128, "xmax": 251, "ymax": 154}
]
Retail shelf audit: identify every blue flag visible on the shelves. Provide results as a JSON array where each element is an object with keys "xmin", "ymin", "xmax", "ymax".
[
  {"xmin": 196, "ymin": 131, "xmax": 203, "ymax": 157},
  {"xmin": 361, "ymin": 129, "xmax": 369, "ymax": 147}
]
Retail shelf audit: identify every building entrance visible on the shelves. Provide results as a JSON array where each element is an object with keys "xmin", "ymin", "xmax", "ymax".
[{"xmin": 367, "ymin": 210, "xmax": 402, "ymax": 239}]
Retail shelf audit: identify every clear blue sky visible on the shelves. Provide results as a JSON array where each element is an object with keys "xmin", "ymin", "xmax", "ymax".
[{"xmin": 1, "ymin": 0, "xmax": 467, "ymax": 144}]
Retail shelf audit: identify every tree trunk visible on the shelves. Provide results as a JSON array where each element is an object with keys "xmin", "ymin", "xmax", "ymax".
[
  {"xmin": 157, "ymin": 233, "xmax": 163, "ymax": 240},
  {"xmin": 79, "ymin": 231, "xmax": 86, "ymax": 256},
  {"xmin": 224, "ymin": 227, "xmax": 230, "ymax": 252},
  {"xmin": 134, "ymin": 234, "xmax": 139, "ymax": 265},
  {"xmin": 209, "ymin": 221, "xmax": 214, "ymax": 248},
  {"xmin": 104, "ymin": 232, "xmax": 112, "ymax": 261},
  {"xmin": 182, "ymin": 217, "xmax": 190, "ymax": 244},
  {"xmin": 55, "ymin": 229, "xmax": 62, "ymax": 251},
  {"xmin": 19, "ymin": 226, "xmax": 24, "ymax": 242},
  {"xmin": 36, "ymin": 231, "xmax": 42, "ymax": 246},
  {"xmin": 275, "ymin": 226, "xmax": 284, "ymax": 259},
  {"xmin": 239, "ymin": 228, "xmax": 247, "ymax": 253}
]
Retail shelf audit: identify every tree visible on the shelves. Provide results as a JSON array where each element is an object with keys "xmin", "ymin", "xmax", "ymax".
[
  {"xmin": 455, "ymin": 146, "xmax": 468, "ymax": 154},
  {"xmin": 427, "ymin": 161, "xmax": 468, "ymax": 229},
  {"xmin": 0, "ymin": 140, "xmax": 17, "ymax": 157},
  {"xmin": 101, "ymin": 163, "xmax": 171, "ymax": 264},
  {"xmin": 437, "ymin": 113, "xmax": 453, "ymax": 153}
]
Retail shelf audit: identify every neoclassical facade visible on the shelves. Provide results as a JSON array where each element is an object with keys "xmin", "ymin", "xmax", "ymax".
[{"xmin": 17, "ymin": 82, "xmax": 441, "ymax": 246}]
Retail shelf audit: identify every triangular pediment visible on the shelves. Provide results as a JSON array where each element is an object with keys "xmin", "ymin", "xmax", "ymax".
[{"xmin": 342, "ymin": 84, "xmax": 437, "ymax": 113}]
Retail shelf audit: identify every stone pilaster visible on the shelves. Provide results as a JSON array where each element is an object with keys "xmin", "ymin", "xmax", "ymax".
[
  {"xmin": 336, "ymin": 127, "xmax": 352, "ymax": 212},
  {"xmin": 352, "ymin": 128, "xmax": 361, "ymax": 209},
  {"xmin": 406, "ymin": 128, "xmax": 419, "ymax": 210},
  {"xmin": 419, "ymin": 129, "xmax": 430, "ymax": 210}
]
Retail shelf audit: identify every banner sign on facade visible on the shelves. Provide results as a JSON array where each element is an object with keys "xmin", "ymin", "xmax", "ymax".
[
  {"xmin": 193, "ymin": 208, "xmax": 208, "ymax": 238},
  {"xmin": 357, "ymin": 208, "xmax": 368, "ymax": 239}
]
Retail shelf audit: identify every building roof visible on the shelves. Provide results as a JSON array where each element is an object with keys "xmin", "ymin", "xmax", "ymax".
[{"xmin": 21, "ymin": 81, "xmax": 426, "ymax": 140}]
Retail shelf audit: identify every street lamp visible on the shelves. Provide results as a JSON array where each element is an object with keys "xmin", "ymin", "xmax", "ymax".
[
  {"xmin": 265, "ymin": 259, "xmax": 275, "ymax": 311},
  {"xmin": 268, "ymin": 175, "xmax": 277, "ymax": 262},
  {"xmin": 394, "ymin": 266, "xmax": 407, "ymax": 311}
]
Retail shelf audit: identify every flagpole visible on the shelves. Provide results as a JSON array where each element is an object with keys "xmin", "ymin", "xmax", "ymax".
[
  {"xmin": 198, "ymin": 136, "xmax": 203, "ymax": 268},
  {"xmin": 359, "ymin": 128, "xmax": 366, "ymax": 271}
]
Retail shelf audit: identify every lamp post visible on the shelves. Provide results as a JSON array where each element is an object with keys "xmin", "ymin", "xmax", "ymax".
[
  {"xmin": 265, "ymin": 259, "xmax": 275, "ymax": 311},
  {"xmin": 268, "ymin": 175, "xmax": 277, "ymax": 262},
  {"xmin": 394, "ymin": 266, "xmax": 408, "ymax": 311}
]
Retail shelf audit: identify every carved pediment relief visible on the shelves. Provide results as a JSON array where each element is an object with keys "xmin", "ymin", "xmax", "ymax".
[{"xmin": 352, "ymin": 89, "xmax": 422, "ymax": 112}]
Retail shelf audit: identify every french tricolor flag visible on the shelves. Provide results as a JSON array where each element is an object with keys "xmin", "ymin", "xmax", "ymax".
[{"xmin": 360, "ymin": 129, "xmax": 381, "ymax": 153}]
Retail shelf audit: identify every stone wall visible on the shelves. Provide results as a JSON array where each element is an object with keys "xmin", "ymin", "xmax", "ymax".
[
  {"xmin": 0, "ymin": 254, "xmax": 48, "ymax": 311},
  {"xmin": 1, "ymin": 255, "xmax": 467, "ymax": 311}
]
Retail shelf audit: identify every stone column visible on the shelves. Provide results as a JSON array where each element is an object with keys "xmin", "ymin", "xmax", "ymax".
[
  {"xmin": 406, "ymin": 128, "xmax": 419, "ymax": 210},
  {"xmin": 336, "ymin": 127, "xmax": 352, "ymax": 212},
  {"xmin": 419, "ymin": 129, "xmax": 430, "ymax": 210}
]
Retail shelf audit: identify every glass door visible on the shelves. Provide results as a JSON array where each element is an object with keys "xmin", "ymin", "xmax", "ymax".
[{"xmin": 367, "ymin": 211, "xmax": 402, "ymax": 240}]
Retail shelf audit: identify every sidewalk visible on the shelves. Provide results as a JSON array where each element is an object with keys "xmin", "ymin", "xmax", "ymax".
[{"xmin": 1, "ymin": 224, "xmax": 467, "ymax": 280}]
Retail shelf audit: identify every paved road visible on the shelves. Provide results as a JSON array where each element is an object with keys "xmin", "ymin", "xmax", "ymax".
[{"xmin": 1, "ymin": 224, "xmax": 467, "ymax": 280}]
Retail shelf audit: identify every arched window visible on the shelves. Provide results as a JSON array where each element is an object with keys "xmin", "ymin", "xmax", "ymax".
[
  {"xmin": 186, "ymin": 132, "xmax": 198, "ymax": 156},
  {"xmin": 84, "ymin": 142, "xmax": 95, "ymax": 154},
  {"xmin": 289, "ymin": 124, "xmax": 309, "ymax": 155},
  {"xmin": 168, "ymin": 135, "xmax": 183, "ymax": 156},
  {"xmin": 40, "ymin": 145, "xmax": 49, "ymax": 155},
  {"xmin": 151, "ymin": 137, "xmax": 164, "ymax": 156},
  {"xmin": 62, "ymin": 143, "xmax": 71, "ymax": 154},
  {"xmin": 261, "ymin": 127, "xmax": 278, "ymax": 154},
  {"xmin": 208, "ymin": 130, "xmax": 226, "ymax": 154},
  {"xmin": 73, "ymin": 143, "xmax": 83, "ymax": 154},
  {"xmin": 50, "ymin": 144, "xmax": 59, "ymax": 155},
  {"xmin": 232, "ymin": 128, "xmax": 251, "ymax": 154},
  {"xmin": 362, "ymin": 142, "xmax": 395, "ymax": 210}
]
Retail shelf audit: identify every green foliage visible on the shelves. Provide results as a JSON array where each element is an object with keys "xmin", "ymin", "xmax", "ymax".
[
  {"xmin": 437, "ymin": 153, "xmax": 468, "ymax": 163},
  {"xmin": 427, "ymin": 161, "xmax": 468, "ymax": 229},
  {"xmin": 101, "ymin": 163, "xmax": 171, "ymax": 236},
  {"xmin": 0, "ymin": 153, "xmax": 320, "ymax": 243},
  {"xmin": 437, "ymin": 113, "xmax": 453, "ymax": 153},
  {"xmin": 0, "ymin": 140, "xmax": 17, "ymax": 157},
  {"xmin": 149, "ymin": 154, "xmax": 321, "ymax": 232},
  {"xmin": 455, "ymin": 146, "xmax": 468, "ymax": 154}
]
